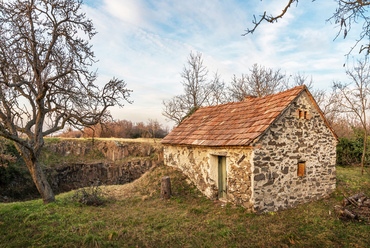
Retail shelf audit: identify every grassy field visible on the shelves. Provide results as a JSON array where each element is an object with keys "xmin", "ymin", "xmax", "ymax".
[{"xmin": 0, "ymin": 165, "xmax": 369, "ymax": 248}]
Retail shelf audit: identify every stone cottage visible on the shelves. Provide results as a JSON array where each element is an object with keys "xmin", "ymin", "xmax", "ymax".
[{"xmin": 161, "ymin": 85, "xmax": 338, "ymax": 212}]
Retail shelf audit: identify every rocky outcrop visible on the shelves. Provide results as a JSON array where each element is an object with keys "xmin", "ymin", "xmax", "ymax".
[
  {"xmin": 0, "ymin": 139, "xmax": 164, "ymax": 201},
  {"xmin": 49, "ymin": 159, "xmax": 158, "ymax": 193},
  {"xmin": 45, "ymin": 139, "xmax": 162, "ymax": 161},
  {"xmin": 44, "ymin": 139, "xmax": 164, "ymax": 192}
]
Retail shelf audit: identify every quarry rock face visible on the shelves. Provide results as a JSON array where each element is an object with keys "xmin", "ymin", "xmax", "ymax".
[
  {"xmin": 49, "ymin": 160, "xmax": 155, "ymax": 192},
  {"xmin": 44, "ymin": 139, "xmax": 163, "ymax": 193},
  {"xmin": 0, "ymin": 139, "xmax": 163, "ymax": 201},
  {"xmin": 45, "ymin": 140, "xmax": 160, "ymax": 161}
]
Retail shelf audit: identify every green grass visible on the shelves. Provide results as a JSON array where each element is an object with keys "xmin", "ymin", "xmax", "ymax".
[
  {"xmin": 336, "ymin": 166, "xmax": 370, "ymax": 195},
  {"xmin": 0, "ymin": 165, "xmax": 369, "ymax": 247}
]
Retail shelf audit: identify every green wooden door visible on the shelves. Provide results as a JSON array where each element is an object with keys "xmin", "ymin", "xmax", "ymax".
[{"xmin": 218, "ymin": 156, "xmax": 227, "ymax": 199}]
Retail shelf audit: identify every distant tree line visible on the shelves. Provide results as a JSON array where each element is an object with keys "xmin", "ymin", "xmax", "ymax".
[{"xmin": 59, "ymin": 119, "xmax": 169, "ymax": 139}]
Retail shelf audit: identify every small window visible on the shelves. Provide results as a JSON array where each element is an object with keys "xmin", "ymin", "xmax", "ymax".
[
  {"xmin": 304, "ymin": 111, "xmax": 307, "ymax": 119},
  {"xmin": 298, "ymin": 110, "xmax": 303, "ymax": 119},
  {"xmin": 298, "ymin": 162, "xmax": 305, "ymax": 177}
]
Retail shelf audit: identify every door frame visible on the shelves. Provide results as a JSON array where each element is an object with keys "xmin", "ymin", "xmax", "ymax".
[{"xmin": 218, "ymin": 156, "xmax": 227, "ymax": 199}]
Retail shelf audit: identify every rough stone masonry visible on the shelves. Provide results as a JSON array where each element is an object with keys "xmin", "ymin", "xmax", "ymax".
[{"xmin": 163, "ymin": 90, "xmax": 337, "ymax": 212}]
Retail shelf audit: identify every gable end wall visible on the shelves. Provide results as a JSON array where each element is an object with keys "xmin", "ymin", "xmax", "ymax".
[{"xmin": 252, "ymin": 91, "xmax": 337, "ymax": 212}]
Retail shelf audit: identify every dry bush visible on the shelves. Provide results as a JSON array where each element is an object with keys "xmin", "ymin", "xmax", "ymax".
[
  {"xmin": 82, "ymin": 119, "xmax": 168, "ymax": 139},
  {"xmin": 59, "ymin": 130, "xmax": 83, "ymax": 138},
  {"xmin": 69, "ymin": 183, "xmax": 108, "ymax": 206}
]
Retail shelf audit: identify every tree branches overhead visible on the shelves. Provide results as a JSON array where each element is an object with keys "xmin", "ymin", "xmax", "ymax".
[
  {"xmin": 330, "ymin": 0, "xmax": 370, "ymax": 55},
  {"xmin": 243, "ymin": 0, "xmax": 298, "ymax": 35},
  {"xmin": 0, "ymin": 0, "xmax": 131, "ymax": 145},
  {"xmin": 244, "ymin": 0, "xmax": 370, "ymax": 56}
]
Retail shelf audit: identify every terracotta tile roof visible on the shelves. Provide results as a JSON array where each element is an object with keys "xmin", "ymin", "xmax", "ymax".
[{"xmin": 161, "ymin": 85, "xmax": 336, "ymax": 147}]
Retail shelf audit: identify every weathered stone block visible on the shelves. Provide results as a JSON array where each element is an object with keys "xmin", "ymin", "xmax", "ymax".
[
  {"xmin": 254, "ymin": 174, "xmax": 265, "ymax": 181},
  {"xmin": 282, "ymin": 167, "xmax": 289, "ymax": 174}
]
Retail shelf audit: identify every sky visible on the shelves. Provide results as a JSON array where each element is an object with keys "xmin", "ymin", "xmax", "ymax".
[{"xmin": 81, "ymin": 0, "xmax": 362, "ymax": 128}]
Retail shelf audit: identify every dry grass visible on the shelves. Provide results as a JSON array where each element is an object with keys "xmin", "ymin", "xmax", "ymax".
[
  {"xmin": 104, "ymin": 164, "xmax": 194, "ymax": 200},
  {"xmin": 46, "ymin": 137, "xmax": 162, "ymax": 144},
  {"xmin": 0, "ymin": 165, "xmax": 369, "ymax": 247},
  {"xmin": 103, "ymin": 166, "xmax": 162, "ymax": 200}
]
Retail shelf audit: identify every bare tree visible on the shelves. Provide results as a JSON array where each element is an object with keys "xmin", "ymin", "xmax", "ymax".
[
  {"xmin": 162, "ymin": 95, "xmax": 190, "ymax": 125},
  {"xmin": 317, "ymin": 89, "xmax": 339, "ymax": 126},
  {"xmin": 286, "ymin": 73, "xmax": 314, "ymax": 89},
  {"xmin": 244, "ymin": 0, "xmax": 370, "ymax": 56},
  {"xmin": 204, "ymin": 72, "xmax": 228, "ymax": 106},
  {"xmin": 181, "ymin": 51, "xmax": 210, "ymax": 108},
  {"xmin": 228, "ymin": 64, "xmax": 285, "ymax": 101},
  {"xmin": 163, "ymin": 51, "xmax": 227, "ymax": 125},
  {"xmin": 0, "ymin": 0, "xmax": 131, "ymax": 203},
  {"xmin": 228, "ymin": 74, "xmax": 248, "ymax": 101},
  {"xmin": 333, "ymin": 59, "xmax": 370, "ymax": 175},
  {"xmin": 147, "ymin": 119, "xmax": 160, "ymax": 139},
  {"xmin": 247, "ymin": 64, "xmax": 285, "ymax": 97},
  {"xmin": 285, "ymin": 72, "xmax": 327, "ymax": 108}
]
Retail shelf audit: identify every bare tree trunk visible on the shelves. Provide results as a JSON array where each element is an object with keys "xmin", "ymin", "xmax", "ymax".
[
  {"xmin": 13, "ymin": 141, "xmax": 55, "ymax": 204},
  {"xmin": 362, "ymin": 128, "xmax": 367, "ymax": 175},
  {"xmin": 26, "ymin": 161, "xmax": 55, "ymax": 204},
  {"xmin": 25, "ymin": 159, "xmax": 55, "ymax": 204}
]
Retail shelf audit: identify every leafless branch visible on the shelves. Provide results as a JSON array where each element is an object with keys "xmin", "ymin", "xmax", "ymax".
[
  {"xmin": 228, "ymin": 64, "xmax": 286, "ymax": 101},
  {"xmin": 243, "ymin": 0, "xmax": 299, "ymax": 35},
  {"xmin": 0, "ymin": 0, "xmax": 131, "ymax": 203}
]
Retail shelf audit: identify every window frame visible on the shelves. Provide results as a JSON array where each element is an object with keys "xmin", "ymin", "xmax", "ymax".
[{"xmin": 298, "ymin": 161, "xmax": 306, "ymax": 177}]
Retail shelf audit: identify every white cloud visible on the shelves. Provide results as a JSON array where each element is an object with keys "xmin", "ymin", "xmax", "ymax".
[
  {"xmin": 81, "ymin": 0, "xmax": 358, "ymax": 127},
  {"xmin": 102, "ymin": 0, "xmax": 146, "ymax": 27}
]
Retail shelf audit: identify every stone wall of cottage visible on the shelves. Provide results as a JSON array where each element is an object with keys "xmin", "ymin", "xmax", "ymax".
[
  {"xmin": 252, "ymin": 91, "xmax": 337, "ymax": 212},
  {"xmin": 163, "ymin": 145, "xmax": 253, "ymax": 208}
]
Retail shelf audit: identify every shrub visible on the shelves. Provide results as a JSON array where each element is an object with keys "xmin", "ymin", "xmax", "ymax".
[
  {"xmin": 336, "ymin": 137, "xmax": 362, "ymax": 166},
  {"xmin": 69, "ymin": 183, "xmax": 108, "ymax": 206},
  {"xmin": 336, "ymin": 127, "xmax": 370, "ymax": 166}
]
